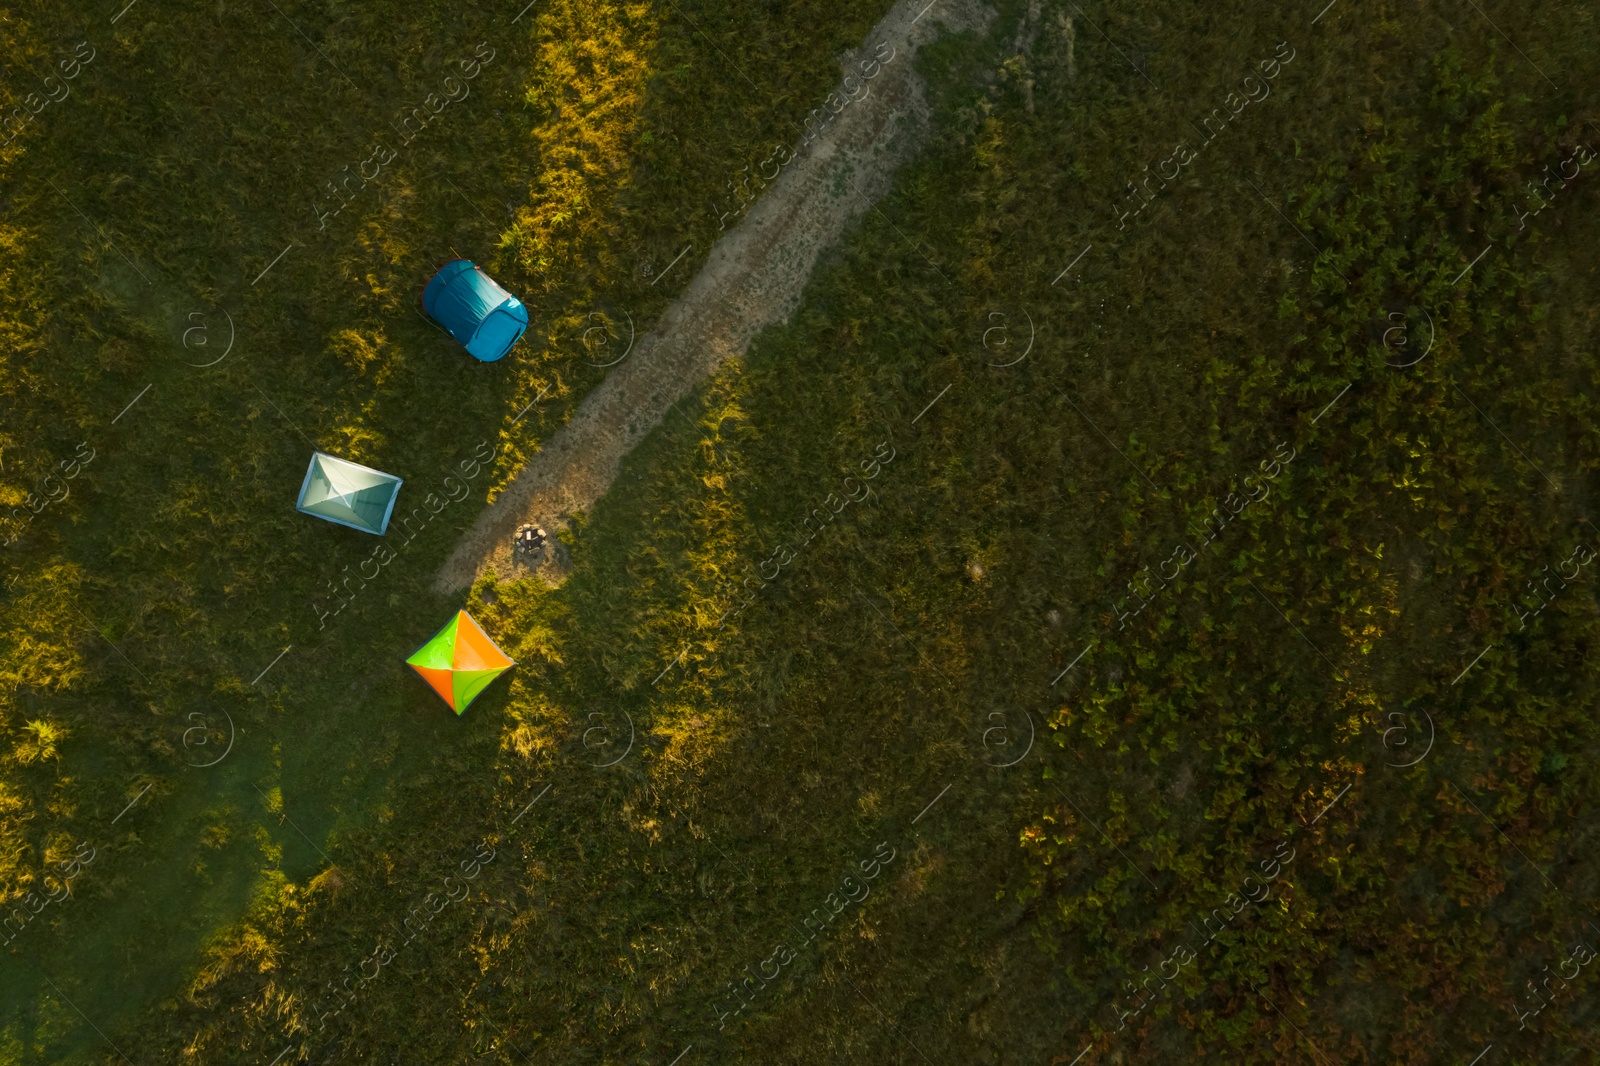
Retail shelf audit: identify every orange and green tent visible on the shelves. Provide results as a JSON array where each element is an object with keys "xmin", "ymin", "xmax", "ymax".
[{"xmin": 406, "ymin": 610, "xmax": 514, "ymax": 714}]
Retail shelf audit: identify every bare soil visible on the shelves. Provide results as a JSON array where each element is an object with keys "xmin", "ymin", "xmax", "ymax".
[{"xmin": 434, "ymin": 0, "xmax": 992, "ymax": 593}]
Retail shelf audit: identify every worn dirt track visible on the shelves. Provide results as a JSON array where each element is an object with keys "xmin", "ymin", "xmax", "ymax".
[{"xmin": 434, "ymin": 0, "xmax": 990, "ymax": 593}]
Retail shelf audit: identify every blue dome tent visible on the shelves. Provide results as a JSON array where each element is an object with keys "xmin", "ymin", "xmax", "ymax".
[{"xmin": 420, "ymin": 259, "xmax": 529, "ymax": 362}]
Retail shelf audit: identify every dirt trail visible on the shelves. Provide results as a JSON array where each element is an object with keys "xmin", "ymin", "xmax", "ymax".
[{"xmin": 434, "ymin": 0, "xmax": 991, "ymax": 594}]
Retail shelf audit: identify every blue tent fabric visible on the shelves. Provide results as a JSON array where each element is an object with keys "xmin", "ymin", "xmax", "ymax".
[
  {"xmin": 421, "ymin": 259, "xmax": 476, "ymax": 321},
  {"xmin": 296, "ymin": 452, "xmax": 403, "ymax": 535},
  {"xmin": 467, "ymin": 309, "xmax": 525, "ymax": 361},
  {"xmin": 421, "ymin": 259, "xmax": 529, "ymax": 362}
]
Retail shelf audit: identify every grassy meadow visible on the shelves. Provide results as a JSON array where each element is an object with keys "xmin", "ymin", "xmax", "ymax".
[{"xmin": 3, "ymin": 0, "xmax": 1600, "ymax": 1063}]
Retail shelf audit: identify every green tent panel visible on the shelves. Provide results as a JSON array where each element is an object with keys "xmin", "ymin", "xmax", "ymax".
[
  {"xmin": 408, "ymin": 614, "xmax": 459, "ymax": 670},
  {"xmin": 296, "ymin": 451, "xmax": 403, "ymax": 535},
  {"xmin": 452, "ymin": 668, "xmax": 504, "ymax": 710}
]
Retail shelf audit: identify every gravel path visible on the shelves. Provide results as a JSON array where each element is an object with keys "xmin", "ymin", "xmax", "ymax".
[{"xmin": 434, "ymin": 0, "xmax": 991, "ymax": 593}]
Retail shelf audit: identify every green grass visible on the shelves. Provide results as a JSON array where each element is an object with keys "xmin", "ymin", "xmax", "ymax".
[
  {"xmin": 4, "ymin": 0, "xmax": 1600, "ymax": 1063},
  {"xmin": 0, "ymin": 0, "xmax": 897, "ymax": 1058}
]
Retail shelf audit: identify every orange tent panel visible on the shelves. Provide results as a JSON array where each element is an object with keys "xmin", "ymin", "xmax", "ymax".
[
  {"xmin": 452, "ymin": 611, "xmax": 515, "ymax": 672},
  {"xmin": 411, "ymin": 664, "xmax": 457, "ymax": 706}
]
